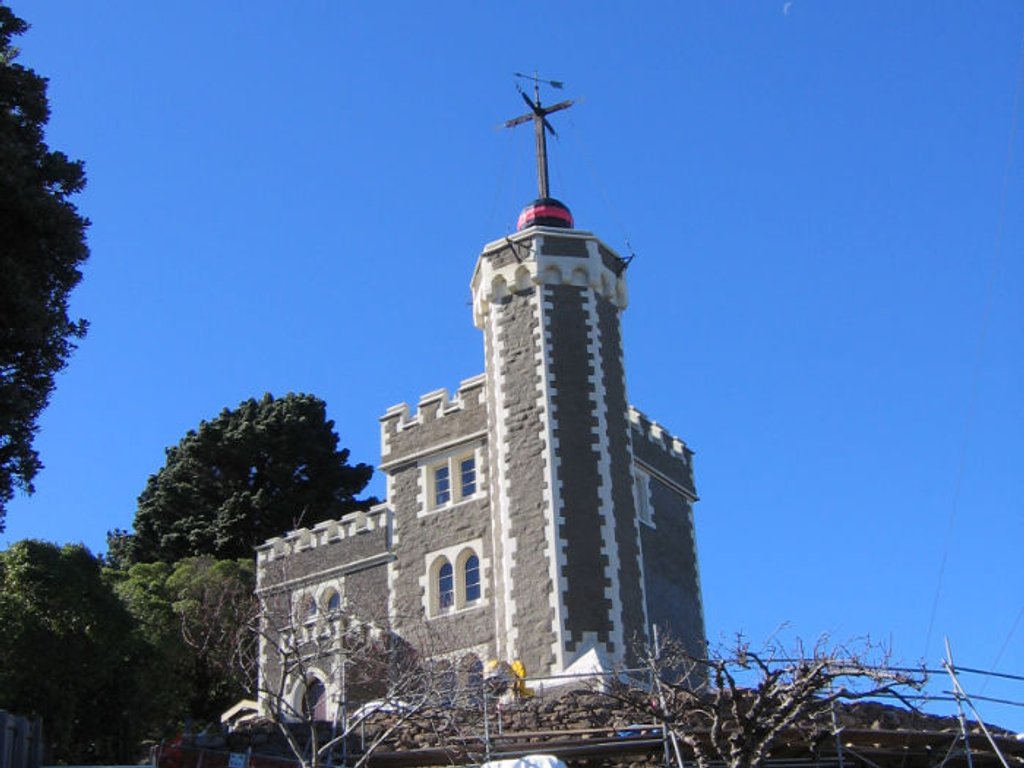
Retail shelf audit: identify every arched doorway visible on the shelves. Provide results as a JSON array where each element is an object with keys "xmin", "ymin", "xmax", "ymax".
[{"xmin": 303, "ymin": 677, "xmax": 328, "ymax": 721}]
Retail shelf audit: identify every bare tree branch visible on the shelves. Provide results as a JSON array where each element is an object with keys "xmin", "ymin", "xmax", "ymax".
[
  {"xmin": 249, "ymin": 583, "xmax": 453, "ymax": 768},
  {"xmin": 604, "ymin": 632, "xmax": 926, "ymax": 768}
]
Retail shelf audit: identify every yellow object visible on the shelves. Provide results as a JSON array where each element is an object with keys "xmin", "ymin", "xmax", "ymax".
[{"xmin": 511, "ymin": 659, "xmax": 534, "ymax": 699}]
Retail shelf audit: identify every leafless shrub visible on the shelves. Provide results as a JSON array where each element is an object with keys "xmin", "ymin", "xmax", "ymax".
[{"xmin": 604, "ymin": 632, "xmax": 927, "ymax": 768}]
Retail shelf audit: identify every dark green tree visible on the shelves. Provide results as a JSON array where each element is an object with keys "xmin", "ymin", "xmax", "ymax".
[
  {"xmin": 109, "ymin": 560, "xmax": 194, "ymax": 737},
  {"xmin": 0, "ymin": 541, "xmax": 148, "ymax": 763},
  {"xmin": 112, "ymin": 556, "xmax": 256, "ymax": 729},
  {"xmin": 0, "ymin": 6, "xmax": 90, "ymax": 527},
  {"xmin": 112, "ymin": 393, "xmax": 375, "ymax": 565}
]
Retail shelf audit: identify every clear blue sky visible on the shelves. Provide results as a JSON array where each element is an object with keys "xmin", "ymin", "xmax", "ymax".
[{"xmin": 4, "ymin": 1, "xmax": 1022, "ymax": 730}]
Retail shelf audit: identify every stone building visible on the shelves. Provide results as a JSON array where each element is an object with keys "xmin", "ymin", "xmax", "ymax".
[{"xmin": 256, "ymin": 194, "xmax": 706, "ymax": 714}]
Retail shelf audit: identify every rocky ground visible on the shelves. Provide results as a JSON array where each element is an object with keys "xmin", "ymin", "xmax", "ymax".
[{"xmin": 207, "ymin": 687, "xmax": 1017, "ymax": 765}]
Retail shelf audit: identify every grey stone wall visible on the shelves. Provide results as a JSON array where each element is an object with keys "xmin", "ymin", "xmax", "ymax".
[
  {"xmin": 541, "ymin": 235, "xmax": 589, "ymax": 257},
  {"xmin": 598, "ymin": 243, "xmax": 628, "ymax": 275},
  {"xmin": 486, "ymin": 245, "xmax": 519, "ymax": 270},
  {"xmin": 378, "ymin": 374, "xmax": 495, "ymax": 658},
  {"xmin": 346, "ymin": 564, "xmax": 390, "ymax": 621},
  {"xmin": 258, "ymin": 525, "xmax": 389, "ymax": 591},
  {"xmin": 546, "ymin": 283, "xmax": 612, "ymax": 651},
  {"xmin": 491, "ymin": 286, "xmax": 558, "ymax": 673},
  {"xmin": 640, "ymin": 476, "xmax": 705, "ymax": 659},
  {"xmin": 387, "ymin": 454, "xmax": 495, "ymax": 657},
  {"xmin": 596, "ymin": 296, "xmax": 646, "ymax": 653}
]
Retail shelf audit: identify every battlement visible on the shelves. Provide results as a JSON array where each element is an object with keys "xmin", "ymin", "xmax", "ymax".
[
  {"xmin": 380, "ymin": 374, "xmax": 488, "ymax": 463},
  {"xmin": 256, "ymin": 503, "xmax": 390, "ymax": 565},
  {"xmin": 380, "ymin": 374, "xmax": 486, "ymax": 430},
  {"xmin": 471, "ymin": 230, "xmax": 629, "ymax": 329},
  {"xmin": 628, "ymin": 405, "xmax": 696, "ymax": 498},
  {"xmin": 628, "ymin": 405, "xmax": 691, "ymax": 461}
]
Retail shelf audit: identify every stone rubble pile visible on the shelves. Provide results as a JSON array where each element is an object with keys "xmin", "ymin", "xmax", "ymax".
[{"xmin": 213, "ymin": 689, "xmax": 1010, "ymax": 762}]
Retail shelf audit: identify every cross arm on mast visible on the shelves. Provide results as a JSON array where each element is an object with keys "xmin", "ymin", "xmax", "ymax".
[
  {"xmin": 502, "ymin": 74, "xmax": 575, "ymax": 199},
  {"xmin": 504, "ymin": 112, "xmax": 534, "ymax": 129},
  {"xmin": 542, "ymin": 99, "xmax": 575, "ymax": 117}
]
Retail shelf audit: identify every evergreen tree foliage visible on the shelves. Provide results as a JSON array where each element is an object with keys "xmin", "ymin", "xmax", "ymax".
[
  {"xmin": 113, "ymin": 556, "xmax": 256, "ymax": 729},
  {"xmin": 0, "ymin": 5, "xmax": 90, "ymax": 526},
  {"xmin": 113, "ymin": 393, "xmax": 375, "ymax": 565},
  {"xmin": 0, "ymin": 541, "xmax": 147, "ymax": 763},
  {"xmin": 108, "ymin": 560, "xmax": 194, "ymax": 738}
]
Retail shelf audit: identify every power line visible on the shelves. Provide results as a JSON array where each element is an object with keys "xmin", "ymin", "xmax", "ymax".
[
  {"xmin": 983, "ymin": 604, "xmax": 1024, "ymax": 694},
  {"xmin": 923, "ymin": 27, "xmax": 1024, "ymax": 663}
]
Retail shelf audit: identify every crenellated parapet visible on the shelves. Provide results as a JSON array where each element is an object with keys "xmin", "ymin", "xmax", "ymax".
[
  {"xmin": 470, "ymin": 228, "xmax": 630, "ymax": 329},
  {"xmin": 256, "ymin": 503, "xmax": 392, "ymax": 594},
  {"xmin": 628, "ymin": 406, "xmax": 691, "ymax": 460},
  {"xmin": 628, "ymin": 405, "xmax": 696, "ymax": 499},
  {"xmin": 257, "ymin": 504, "xmax": 390, "ymax": 564},
  {"xmin": 379, "ymin": 374, "xmax": 488, "ymax": 465}
]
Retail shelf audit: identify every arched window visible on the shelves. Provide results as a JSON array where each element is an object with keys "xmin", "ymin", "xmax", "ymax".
[
  {"xmin": 514, "ymin": 265, "xmax": 532, "ymax": 292},
  {"xmin": 438, "ymin": 561, "xmax": 454, "ymax": 610},
  {"xmin": 426, "ymin": 544, "xmax": 485, "ymax": 617},
  {"xmin": 325, "ymin": 590, "xmax": 341, "ymax": 613},
  {"xmin": 490, "ymin": 274, "xmax": 509, "ymax": 301},
  {"xmin": 464, "ymin": 554, "xmax": 480, "ymax": 603},
  {"xmin": 298, "ymin": 594, "xmax": 317, "ymax": 622}
]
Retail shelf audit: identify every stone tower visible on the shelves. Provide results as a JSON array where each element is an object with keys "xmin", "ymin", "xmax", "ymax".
[
  {"xmin": 257, "ymin": 95, "xmax": 706, "ymax": 700},
  {"xmin": 469, "ymin": 197, "xmax": 700, "ymax": 675}
]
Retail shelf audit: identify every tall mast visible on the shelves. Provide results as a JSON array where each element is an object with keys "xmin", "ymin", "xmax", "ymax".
[{"xmin": 503, "ymin": 72, "xmax": 574, "ymax": 199}]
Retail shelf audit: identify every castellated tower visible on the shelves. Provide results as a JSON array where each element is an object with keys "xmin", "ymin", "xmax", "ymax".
[
  {"xmin": 473, "ymin": 220, "xmax": 643, "ymax": 672},
  {"xmin": 351, "ymin": 197, "xmax": 704, "ymax": 679},
  {"xmin": 256, "ymin": 199, "xmax": 706, "ymax": 710},
  {"xmin": 256, "ymin": 101, "xmax": 705, "ymax": 708},
  {"xmin": 464, "ymin": 199, "xmax": 703, "ymax": 674}
]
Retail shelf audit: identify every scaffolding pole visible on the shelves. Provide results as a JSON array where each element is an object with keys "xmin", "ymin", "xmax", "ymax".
[
  {"xmin": 651, "ymin": 625, "xmax": 687, "ymax": 768},
  {"xmin": 943, "ymin": 638, "xmax": 1011, "ymax": 768}
]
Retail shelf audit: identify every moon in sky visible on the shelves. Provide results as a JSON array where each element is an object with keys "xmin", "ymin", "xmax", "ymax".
[{"xmin": 783, "ymin": 2, "xmax": 793, "ymax": 14}]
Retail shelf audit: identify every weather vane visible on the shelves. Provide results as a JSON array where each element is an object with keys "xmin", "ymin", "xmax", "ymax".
[{"xmin": 503, "ymin": 72, "xmax": 574, "ymax": 199}]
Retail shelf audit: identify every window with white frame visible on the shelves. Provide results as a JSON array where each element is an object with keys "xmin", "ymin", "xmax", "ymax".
[
  {"xmin": 438, "ymin": 561, "xmax": 454, "ymax": 610},
  {"xmin": 433, "ymin": 464, "xmax": 451, "ymax": 506},
  {"xmin": 425, "ymin": 541, "xmax": 486, "ymax": 617},
  {"xmin": 459, "ymin": 456, "xmax": 476, "ymax": 497},
  {"xmin": 426, "ymin": 451, "xmax": 478, "ymax": 510},
  {"xmin": 297, "ymin": 594, "xmax": 318, "ymax": 623},
  {"xmin": 634, "ymin": 468, "xmax": 654, "ymax": 527},
  {"xmin": 463, "ymin": 553, "xmax": 481, "ymax": 603},
  {"xmin": 324, "ymin": 589, "xmax": 342, "ymax": 613}
]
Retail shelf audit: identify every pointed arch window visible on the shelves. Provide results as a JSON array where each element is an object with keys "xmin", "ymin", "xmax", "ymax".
[
  {"xmin": 426, "ymin": 542, "xmax": 486, "ymax": 617},
  {"xmin": 438, "ymin": 561, "xmax": 454, "ymax": 610},
  {"xmin": 298, "ymin": 594, "xmax": 317, "ymax": 623},
  {"xmin": 325, "ymin": 590, "xmax": 341, "ymax": 613},
  {"xmin": 464, "ymin": 554, "xmax": 480, "ymax": 603}
]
